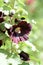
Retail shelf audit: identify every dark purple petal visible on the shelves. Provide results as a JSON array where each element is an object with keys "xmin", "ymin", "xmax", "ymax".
[
  {"xmin": 23, "ymin": 34, "xmax": 28, "ymax": 40},
  {"xmin": 0, "ymin": 12, "xmax": 2, "ymax": 17},
  {"xmin": 18, "ymin": 21, "xmax": 32, "ymax": 34},
  {"xmin": 0, "ymin": 40, "xmax": 2, "ymax": 47},
  {"xmin": 0, "ymin": 17, "xmax": 4, "ymax": 23},
  {"xmin": 12, "ymin": 25, "xmax": 18, "ymax": 32},
  {"xmin": 19, "ymin": 51, "xmax": 30, "ymax": 61},
  {"xmin": 20, "ymin": 37, "xmax": 25, "ymax": 41}
]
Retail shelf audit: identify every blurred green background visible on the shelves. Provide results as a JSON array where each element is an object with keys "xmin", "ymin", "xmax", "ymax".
[{"xmin": 25, "ymin": 0, "xmax": 43, "ymax": 65}]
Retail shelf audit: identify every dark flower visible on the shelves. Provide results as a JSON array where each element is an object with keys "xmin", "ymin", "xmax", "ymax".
[
  {"xmin": 19, "ymin": 51, "xmax": 30, "ymax": 61},
  {"xmin": 7, "ymin": 21, "xmax": 31, "ymax": 43},
  {"xmin": 0, "ymin": 40, "xmax": 2, "ymax": 47},
  {"xmin": 0, "ymin": 11, "xmax": 3, "ymax": 17},
  {"xmin": 0, "ymin": 17, "xmax": 4, "ymax": 23},
  {"xmin": 0, "ymin": 11, "xmax": 4, "ymax": 23}
]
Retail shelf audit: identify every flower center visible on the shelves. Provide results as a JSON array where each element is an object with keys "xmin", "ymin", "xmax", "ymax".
[{"xmin": 15, "ymin": 27, "xmax": 21, "ymax": 34}]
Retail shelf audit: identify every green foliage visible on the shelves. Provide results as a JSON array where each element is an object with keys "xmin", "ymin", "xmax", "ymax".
[{"xmin": 19, "ymin": 62, "xmax": 29, "ymax": 65}]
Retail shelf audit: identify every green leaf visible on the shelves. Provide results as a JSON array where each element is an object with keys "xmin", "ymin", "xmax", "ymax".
[
  {"xmin": 9, "ymin": 0, "xmax": 15, "ymax": 9},
  {"xmin": 0, "ymin": 32, "xmax": 6, "ymax": 39},
  {"xmin": 0, "ymin": 23, "xmax": 5, "ymax": 30},
  {"xmin": 0, "ymin": 49, "xmax": 11, "ymax": 57},
  {"xmin": 30, "ymin": 55, "xmax": 40, "ymax": 63},
  {"xmin": 3, "ymin": 5, "xmax": 11, "ymax": 10},
  {"xmin": 4, "ymin": 38, "xmax": 12, "ymax": 49},
  {"xmin": 19, "ymin": 62, "xmax": 29, "ymax": 65},
  {"xmin": 0, "ymin": 0, "xmax": 4, "ymax": 7}
]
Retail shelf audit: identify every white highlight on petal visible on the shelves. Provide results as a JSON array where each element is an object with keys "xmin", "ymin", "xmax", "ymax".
[
  {"xmin": 4, "ymin": 23, "xmax": 12, "ymax": 29},
  {"xmin": 3, "ymin": 10, "xmax": 9, "ymax": 15},
  {"xmin": 10, "ymin": 9, "xmax": 15, "ymax": 14},
  {"xmin": 25, "ymin": 41, "xmax": 37, "ymax": 51},
  {"xmin": 4, "ymin": 0, "xmax": 9, "ymax": 3}
]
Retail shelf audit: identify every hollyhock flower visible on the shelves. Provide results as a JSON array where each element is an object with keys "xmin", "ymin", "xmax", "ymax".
[
  {"xmin": 0, "ymin": 11, "xmax": 4, "ymax": 23},
  {"xmin": 0, "ymin": 40, "xmax": 2, "ymax": 47},
  {"xmin": 7, "ymin": 21, "xmax": 31, "ymax": 43},
  {"xmin": 19, "ymin": 51, "xmax": 30, "ymax": 61}
]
